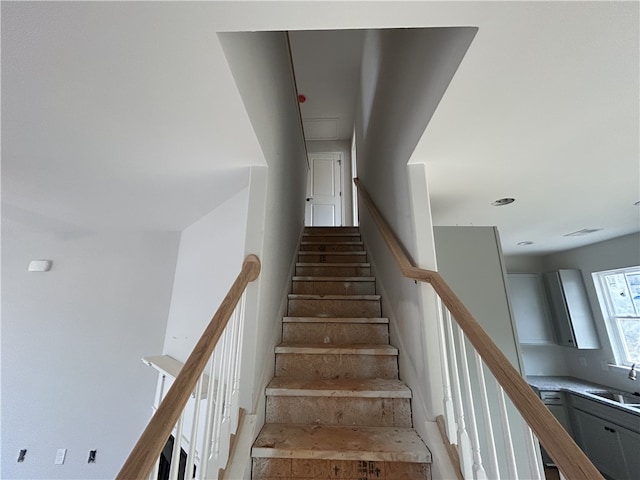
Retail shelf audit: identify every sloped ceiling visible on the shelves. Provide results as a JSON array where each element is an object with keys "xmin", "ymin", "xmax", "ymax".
[{"xmin": 2, "ymin": 1, "xmax": 638, "ymax": 255}]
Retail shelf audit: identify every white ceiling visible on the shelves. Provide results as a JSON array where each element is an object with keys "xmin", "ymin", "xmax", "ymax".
[
  {"xmin": 2, "ymin": 1, "xmax": 639, "ymax": 255},
  {"xmin": 289, "ymin": 30, "xmax": 365, "ymax": 141}
]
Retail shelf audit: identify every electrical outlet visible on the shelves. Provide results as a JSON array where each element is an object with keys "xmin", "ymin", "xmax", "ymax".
[
  {"xmin": 88, "ymin": 450, "xmax": 97, "ymax": 463},
  {"xmin": 17, "ymin": 449, "xmax": 27, "ymax": 462},
  {"xmin": 54, "ymin": 449, "xmax": 66, "ymax": 465}
]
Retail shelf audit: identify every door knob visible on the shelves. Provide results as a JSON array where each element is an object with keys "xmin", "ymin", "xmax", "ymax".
[{"xmin": 306, "ymin": 197, "xmax": 312, "ymax": 202}]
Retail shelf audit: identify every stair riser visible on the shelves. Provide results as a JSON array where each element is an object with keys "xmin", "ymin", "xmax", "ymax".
[
  {"xmin": 292, "ymin": 279, "xmax": 375, "ymax": 295},
  {"xmin": 266, "ymin": 396, "xmax": 411, "ymax": 427},
  {"xmin": 298, "ymin": 253, "xmax": 367, "ymax": 263},
  {"xmin": 275, "ymin": 353, "xmax": 398, "ymax": 379},
  {"xmin": 288, "ymin": 298, "xmax": 381, "ymax": 317},
  {"xmin": 300, "ymin": 243, "xmax": 364, "ymax": 252},
  {"xmin": 283, "ymin": 323, "xmax": 389, "ymax": 344},
  {"xmin": 304, "ymin": 227, "xmax": 360, "ymax": 234},
  {"xmin": 253, "ymin": 458, "xmax": 430, "ymax": 480},
  {"xmin": 303, "ymin": 235, "xmax": 361, "ymax": 243},
  {"xmin": 295, "ymin": 265, "xmax": 371, "ymax": 276}
]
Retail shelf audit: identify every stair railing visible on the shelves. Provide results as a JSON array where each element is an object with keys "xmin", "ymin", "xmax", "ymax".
[
  {"xmin": 117, "ymin": 255, "xmax": 261, "ymax": 480},
  {"xmin": 353, "ymin": 178, "xmax": 603, "ymax": 480}
]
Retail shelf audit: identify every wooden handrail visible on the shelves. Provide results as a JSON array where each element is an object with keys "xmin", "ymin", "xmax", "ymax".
[
  {"xmin": 354, "ymin": 178, "xmax": 604, "ymax": 480},
  {"xmin": 117, "ymin": 254, "xmax": 261, "ymax": 480}
]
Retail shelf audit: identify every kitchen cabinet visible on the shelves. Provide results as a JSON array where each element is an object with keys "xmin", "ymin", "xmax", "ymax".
[
  {"xmin": 508, "ymin": 274, "xmax": 555, "ymax": 344},
  {"xmin": 573, "ymin": 409, "xmax": 628, "ymax": 479},
  {"xmin": 543, "ymin": 270, "xmax": 599, "ymax": 349},
  {"xmin": 538, "ymin": 390, "xmax": 573, "ymax": 466},
  {"xmin": 570, "ymin": 394, "xmax": 640, "ymax": 480}
]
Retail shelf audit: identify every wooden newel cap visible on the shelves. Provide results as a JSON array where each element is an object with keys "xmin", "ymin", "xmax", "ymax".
[{"xmin": 244, "ymin": 254, "xmax": 261, "ymax": 282}]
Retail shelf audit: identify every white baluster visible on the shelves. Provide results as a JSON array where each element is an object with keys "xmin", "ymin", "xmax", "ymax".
[
  {"xmin": 436, "ymin": 299, "xmax": 457, "ymax": 444},
  {"xmin": 495, "ymin": 383, "xmax": 518, "ymax": 479},
  {"xmin": 456, "ymin": 328, "xmax": 487, "ymax": 480},
  {"xmin": 184, "ymin": 376, "xmax": 204, "ymax": 480},
  {"xmin": 198, "ymin": 346, "xmax": 221, "ymax": 479},
  {"xmin": 444, "ymin": 309, "xmax": 474, "ymax": 478},
  {"xmin": 149, "ymin": 456, "xmax": 160, "ymax": 480},
  {"xmin": 473, "ymin": 352, "xmax": 500, "ymax": 480},
  {"xmin": 211, "ymin": 327, "xmax": 230, "ymax": 466},
  {"xmin": 523, "ymin": 426, "xmax": 544, "ymax": 480},
  {"xmin": 230, "ymin": 293, "xmax": 246, "ymax": 432},
  {"xmin": 168, "ymin": 414, "xmax": 185, "ymax": 480}
]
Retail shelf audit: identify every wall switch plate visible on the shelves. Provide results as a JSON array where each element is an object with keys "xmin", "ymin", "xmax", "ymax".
[
  {"xmin": 579, "ymin": 356, "xmax": 587, "ymax": 367},
  {"xmin": 54, "ymin": 449, "xmax": 66, "ymax": 465}
]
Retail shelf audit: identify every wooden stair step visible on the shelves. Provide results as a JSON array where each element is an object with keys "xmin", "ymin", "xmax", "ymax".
[
  {"xmin": 300, "ymin": 242, "xmax": 364, "ymax": 252},
  {"xmin": 283, "ymin": 321, "xmax": 389, "ymax": 345},
  {"xmin": 298, "ymin": 252, "xmax": 367, "ymax": 263},
  {"xmin": 288, "ymin": 294, "xmax": 381, "ymax": 317},
  {"xmin": 275, "ymin": 343, "xmax": 397, "ymax": 355},
  {"xmin": 304, "ymin": 226, "xmax": 360, "ymax": 234},
  {"xmin": 252, "ymin": 424, "xmax": 432, "ymax": 463},
  {"xmin": 283, "ymin": 316, "xmax": 388, "ymax": 324},
  {"xmin": 266, "ymin": 377, "xmax": 411, "ymax": 398},
  {"xmin": 292, "ymin": 276, "xmax": 374, "ymax": 282},
  {"xmin": 295, "ymin": 263, "xmax": 372, "ymax": 277}
]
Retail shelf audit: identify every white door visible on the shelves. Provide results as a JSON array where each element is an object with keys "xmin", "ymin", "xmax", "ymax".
[{"xmin": 305, "ymin": 153, "xmax": 342, "ymax": 226}]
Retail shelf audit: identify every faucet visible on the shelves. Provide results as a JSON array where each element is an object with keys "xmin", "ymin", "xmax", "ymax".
[{"xmin": 629, "ymin": 363, "xmax": 637, "ymax": 381}]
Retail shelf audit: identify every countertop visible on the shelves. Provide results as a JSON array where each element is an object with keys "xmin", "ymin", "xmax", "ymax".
[{"xmin": 527, "ymin": 375, "xmax": 640, "ymax": 416}]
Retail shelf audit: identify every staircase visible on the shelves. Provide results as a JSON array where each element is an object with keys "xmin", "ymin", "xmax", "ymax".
[{"xmin": 251, "ymin": 227, "xmax": 432, "ymax": 480}]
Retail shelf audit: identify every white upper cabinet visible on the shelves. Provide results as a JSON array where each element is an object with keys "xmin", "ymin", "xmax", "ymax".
[
  {"xmin": 508, "ymin": 273, "xmax": 556, "ymax": 345},
  {"xmin": 543, "ymin": 269, "xmax": 600, "ymax": 349}
]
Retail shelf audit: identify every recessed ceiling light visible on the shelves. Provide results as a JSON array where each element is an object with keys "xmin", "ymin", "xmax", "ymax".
[
  {"xmin": 563, "ymin": 228, "xmax": 603, "ymax": 237},
  {"xmin": 517, "ymin": 241, "xmax": 534, "ymax": 246},
  {"xmin": 492, "ymin": 197, "xmax": 515, "ymax": 206}
]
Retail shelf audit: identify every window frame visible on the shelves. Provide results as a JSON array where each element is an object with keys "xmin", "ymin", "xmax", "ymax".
[{"xmin": 593, "ymin": 266, "xmax": 640, "ymax": 366}]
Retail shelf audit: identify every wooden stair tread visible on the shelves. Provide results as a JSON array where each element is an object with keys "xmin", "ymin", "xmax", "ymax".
[
  {"xmin": 288, "ymin": 294, "xmax": 380, "ymax": 300},
  {"xmin": 266, "ymin": 377, "xmax": 411, "ymax": 398},
  {"xmin": 252, "ymin": 424, "xmax": 431, "ymax": 463},
  {"xmin": 296, "ymin": 262, "xmax": 371, "ymax": 267},
  {"xmin": 298, "ymin": 251, "xmax": 366, "ymax": 256},
  {"xmin": 293, "ymin": 276, "xmax": 374, "ymax": 281},
  {"xmin": 303, "ymin": 233, "xmax": 361, "ymax": 237},
  {"xmin": 301, "ymin": 241, "xmax": 363, "ymax": 245},
  {"xmin": 283, "ymin": 316, "xmax": 388, "ymax": 324},
  {"xmin": 276, "ymin": 343, "xmax": 398, "ymax": 355}
]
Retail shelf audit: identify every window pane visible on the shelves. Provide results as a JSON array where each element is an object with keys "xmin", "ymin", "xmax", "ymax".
[
  {"xmin": 618, "ymin": 318, "xmax": 640, "ymax": 363},
  {"xmin": 627, "ymin": 273, "xmax": 640, "ymax": 313},
  {"xmin": 605, "ymin": 274, "xmax": 636, "ymax": 316}
]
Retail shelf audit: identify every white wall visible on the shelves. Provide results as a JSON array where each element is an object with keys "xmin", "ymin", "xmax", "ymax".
[
  {"xmin": 218, "ymin": 33, "xmax": 308, "ymax": 476},
  {"xmin": 354, "ymin": 27, "xmax": 476, "ymax": 423},
  {"xmin": 162, "ymin": 180, "xmax": 250, "ymax": 361},
  {"xmin": 433, "ymin": 226, "xmax": 535, "ymax": 479},
  {"xmin": 1, "ymin": 225, "xmax": 179, "ymax": 479}
]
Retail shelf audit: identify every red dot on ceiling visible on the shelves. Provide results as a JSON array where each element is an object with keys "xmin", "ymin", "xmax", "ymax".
[{"xmin": 298, "ymin": 94, "xmax": 306, "ymax": 103}]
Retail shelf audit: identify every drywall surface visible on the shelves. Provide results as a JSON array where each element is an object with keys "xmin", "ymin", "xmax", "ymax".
[
  {"xmin": 1, "ymin": 226, "xmax": 179, "ymax": 479},
  {"xmin": 434, "ymin": 226, "xmax": 537, "ymax": 479},
  {"xmin": 307, "ymin": 140, "xmax": 353, "ymax": 226},
  {"xmin": 218, "ymin": 32, "xmax": 308, "ymax": 421},
  {"xmin": 162, "ymin": 180, "xmax": 250, "ymax": 361},
  {"xmin": 353, "ymin": 27, "xmax": 476, "ymax": 431},
  {"xmin": 541, "ymin": 233, "xmax": 640, "ymax": 391}
]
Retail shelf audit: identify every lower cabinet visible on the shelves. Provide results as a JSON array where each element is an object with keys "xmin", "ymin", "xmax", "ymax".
[
  {"xmin": 570, "ymin": 395, "xmax": 640, "ymax": 480},
  {"xmin": 572, "ymin": 409, "xmax": 627, "ymax": 479}
]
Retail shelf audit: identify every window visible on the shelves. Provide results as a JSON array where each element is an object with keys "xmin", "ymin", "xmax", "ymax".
[{"xmin": 593, "ymin": 266, "xmax": 640, "ymax": 366}]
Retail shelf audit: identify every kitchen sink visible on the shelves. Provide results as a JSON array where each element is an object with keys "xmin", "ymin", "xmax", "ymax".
[{"xmin": 587, "ymin": 390, "xmax": 640, "ymax": 408}]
